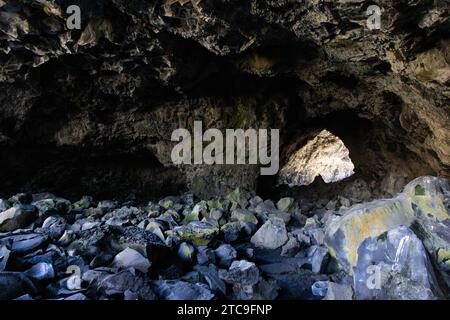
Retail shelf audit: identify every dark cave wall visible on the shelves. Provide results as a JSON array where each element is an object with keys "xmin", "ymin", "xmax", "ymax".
[{"xmin": 0, "ymin": 0, "xmax": 449, "ymax": 199}]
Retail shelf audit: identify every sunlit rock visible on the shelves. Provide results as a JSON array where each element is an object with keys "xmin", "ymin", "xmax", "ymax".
[{"xmin": 278, "ymin": 130, "xmax": 355, "ymax": 187}]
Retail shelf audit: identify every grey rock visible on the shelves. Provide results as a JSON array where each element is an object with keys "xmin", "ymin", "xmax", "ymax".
[
  {"xmin": 281, "ymin": 235, "xmax": 300, "ymax": 257},
  {"xmin": 2, "ymin": 233, "xmax": 48, "ymax": 254},
  {"xmin": 354, "ymin": 226, "xmax": 442, "ymax": 300},
  {"xmin": 0, "ymin": 199, "xmax": 10, "ymax": 212},
  {"xmin": 113, "ymin": 247, "xmax": 151, "ymax": 273},
  {"xmin": 41, "ymin": 216, "xmax": 66, "ymax": 240},
  {"xmin": 196, "ymin": 246, "xmax": 216, "ymax": 265},
  {"xmin": 24, "ymin": 262, "xmax": 55, "ymax": 281},
  {"xmin": 196, "ymin": 265, "xmax": 226, "ymax": 295},
  {"xmin": 0, "ymin": 272, "xmax": 37, "ymax": 299},
  {"xmin": 277, "ymin": 197, "xmax": 297, "ymax": 213},
  {"xmin": 178, "ymin": 242, "xmax": 195, "ymax": 264},
  {"xmin": 231, "ymin": 209, "xmax": 258, "ymax": 225},
  {"xmin": 64, "ymin": 293, "xmax": 88, "ymax": 300},
  {"xmin": 250, "ymin": 217, "xmax": 288, "ymax": 250},
  {"xmin": 153, "ymin": 280, "xmax": 214, "ymax": 300},
  {"xmin": 0, "ymin": 205, "xmax": 37, "ymax": 232},
  {"xmin": 219, "ymin": 260, "xmax": 260, "ymax": 286},
  {"xmin": 324, "ymin": 282, "xmax": 353, "ymax": 300},
  {"xmin": 311, "ymin": 281, "xmax": 329, "ymax": 297},
  {"xmin": 97, "ymin": 200, "xmax": 118, "ymax": 213},
  {"xmin": 0, "ymin": 243, "xmax": 10, "ymax": 271},
  {"xmin": 214, "ymin": 244, "xmax": 237, "ymax": 268},
  {"xmin": 98, "ymin": 270, "xmax": 156, "ymax": 300}
]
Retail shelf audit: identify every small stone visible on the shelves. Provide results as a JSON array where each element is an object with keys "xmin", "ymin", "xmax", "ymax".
[
  {"xmin": 277, "ymin": 197, "xmax": 296, "ymax": 213},
  {"xmin": 196, "ymin": 246, "xmax": 216, "ymax": 265},
  {"xmin": 97, "ymin": 200, "xmax": 118, "ymax": 213},
  {"xmin": 0, "ymin": 244, "xmax": 10, "ymax": 271},
  {"xmin": 219, "ymin": 260, "xmax": 260, "ymax": 286},
  {"xmin": 98, "ymin": 270, "xmax": 156, "ymax": 300},
  {"xmin": 231, "ymin": 209, "xmax": 258, "ymax": 225},
  {"xmin": 221, "ymin": 222, "xmax": 244, "ymax": 243},
  {"xmin": 24, "ymin": 262, "xmax": 55, "ymax": 281},
  {"xmin": 0, "ymin": 272, "xmax": 37, "ymax": 299},
  {"xmin": 123, "ymin": 290, "xmax": 139, "ymax": 300},
  {"xmin": 254, "ymin": 200, "xmax": 277, "ymax": 215},
  {"xmin": 0, "ymin": 205, "xmax": 37, "ymax": 232},
  {"xmin": 178, "ymin": 242, "xmax": 195, "ymax": 264},
  {"xmin": 214, "ymin": 244, "xmax": 237, "ymax": 268},
  {"xmin": 113, "ymin": 247, "xmax": 151, "ymax": 273},
  {"xmin": 281, "ymin": 235, "xmax": 300, "ymax": 257},
  {"xmin": 64, "ymin": 293, "xmax": 88, "ymax": 300},
  {"xmin": 309, "ymin": 245, "xmax": 329, "ymax": 274},
  {"xmin": 324, "ymin": 282, "xmax": 353, "ymax": 300},
  {"xmin": 207, "ymin": 209, "xmax": 223, "ymax": 221},
  {"xmin": 173, "ymin": 221, "xmax": 219, "ymax": 246},
  {"xmin": 153, "ymin": 280, "xmax": 214, "ymax": 300},
  {"xmin": 6, "ymin": 233, "xmax": 48, "ymax": 254},
  {"xmin": 196, "ymin": 265, "xmax": 226, "ymax": 295},
  {"xmin": 81, "ymin": 221, "xmax": 100, "ymax": 231},
  {"xmin": 249, "ymin": 196, "xmax": 263, "ymax": 208},
  {"xmin": 145, "ymin": 222, "xmax": 165, "ymax": 242},
  {"xmin": 0, "ymin": 199, "xmax": 10, "ymax": 212},
  {"xmin": 74, "ymin": 196, "xmax": 94, "ymax": 209},
  {"xmin": 250, "ymin": 217, "xmax": 288, "ymax": 250},
  {"xmin": 312, "ymin": 281, "xmax": 329, "ymax": 297},
  {"xmin": 41, "ymin": 216, "xmax": 66, "ymax": 240},
  {"xmin": 182, "ymin": 211, "xmax": 199, "ymax": 225}
]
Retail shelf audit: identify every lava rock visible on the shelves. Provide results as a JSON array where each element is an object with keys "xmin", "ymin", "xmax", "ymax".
[
  {"xmin": 178, "ymin": 242, "xmax": 195, "ymax": 264},
  {"xmin": 214, "ymin": 244, "xmax": 237, "ymax": 268},
  {"xmin": 98, "ymin": 270, "xmax": 156, "ymax": 300},
  {"xmin": 0, "ymin": 205, "xmax": 37, "ymax": 232},
  {"xmin": 219, "ymin": 260, "xmax": 260, "ymax": 286},
  {"xmin": 196, "ymin": 246, "xmax": 216, "ymax": 265},
  {"xmin": 113, "ymin": 247, "xmax": 151, "ymax": 273},
  {"xmin": 250, "ymin": 217, "xmax": 288, "ymax": 250},
  {"xmin": 0, "ymin": 272, "xmax": 37, "ymax": 299},
  {"xmin": 173, "ymin": 221, "xmax": 219, "ymax": 246},
  {"xmin": 24, "ymin": 262, "xmax": 55, "ymax": 281},
  {"xmin": 153, "ymin": 280, "xmax": 214, "ymax": 300},
  {"xmin": 324, "ymin": 282, "xmax": 353, "ymax": 300}
]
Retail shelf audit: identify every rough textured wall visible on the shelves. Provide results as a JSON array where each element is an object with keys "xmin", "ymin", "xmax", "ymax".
[{"xmin": 0, "ymin": 0, "xmax": 449, "ymax": 200}]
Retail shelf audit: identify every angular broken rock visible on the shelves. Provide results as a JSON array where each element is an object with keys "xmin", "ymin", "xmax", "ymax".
[
  {"xmin": 3, "ymin": 233, "xmax": 48, "ymax": 254},
  {"xmin": 153, "ymin": 280, "xmax": 214, "ymax": 300},
  {"xmin": 324, "ymin": 282, "xmax": 353, "ymax": 300},
  {"xmin": 251, "ymin": 217, "xmax": 288, "ymax": 250},
  {"xmin": 278, "ymin": 130, "xmax": 354, "ymax": 187},
  {"xmin": 214, "ymin": 244, "xmax": 237, "ymax": 268},
  {"xmin": 353, "ymin": 226, "xmax": 443, "ymax": 300},
  {"xmin": 98, "ymin": 270, "xmax": 156, "ymax": 300},
  {"xmin": 113, "ymin": 247, "xmax": 151, "ymax": 273},
  {"xmin": 173, "ymin": 221, "xmax": 219, "ymax": 246},
  {"xmin": 219, "ymin": 260, "xmax": 260, "ymax": 286},
  {"xmin": 0, "ymin": 272, "xmax": 37, "ymax": 299},
  {"xmin": 325, "ymin": 176, "xmax": 450, "ymax": 275},
  {"xmin": 24, "ymin": 262, "xmax": 55, "ymax": 281},
  {"xmin": 0, "ymin": 206, "xmax": 37, "ymax": 232}
]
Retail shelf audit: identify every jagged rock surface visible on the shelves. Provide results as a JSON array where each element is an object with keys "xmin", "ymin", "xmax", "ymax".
[{"xmin": 0, "ymin": 0, "xmax": 448, "ymax": 199}]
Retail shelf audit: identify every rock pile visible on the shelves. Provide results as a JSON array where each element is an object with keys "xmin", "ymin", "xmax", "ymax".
[{"xmin": 0, "ymin": 176, "xmax": 448, "ymax": 300}]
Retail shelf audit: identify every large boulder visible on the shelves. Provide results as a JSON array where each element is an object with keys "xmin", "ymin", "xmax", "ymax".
[
  {"xmin": 325, "ymin": 176, "xmax": 450, "ymax": 276},
  {"xmin": 353, "ymin": 227, "xmax": 444, "ymax": 300}
]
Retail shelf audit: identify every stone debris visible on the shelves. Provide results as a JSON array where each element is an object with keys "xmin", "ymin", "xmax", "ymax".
[{"xmin": 0, "ymin": 179, "xmax": 447, "ymax": 300}]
